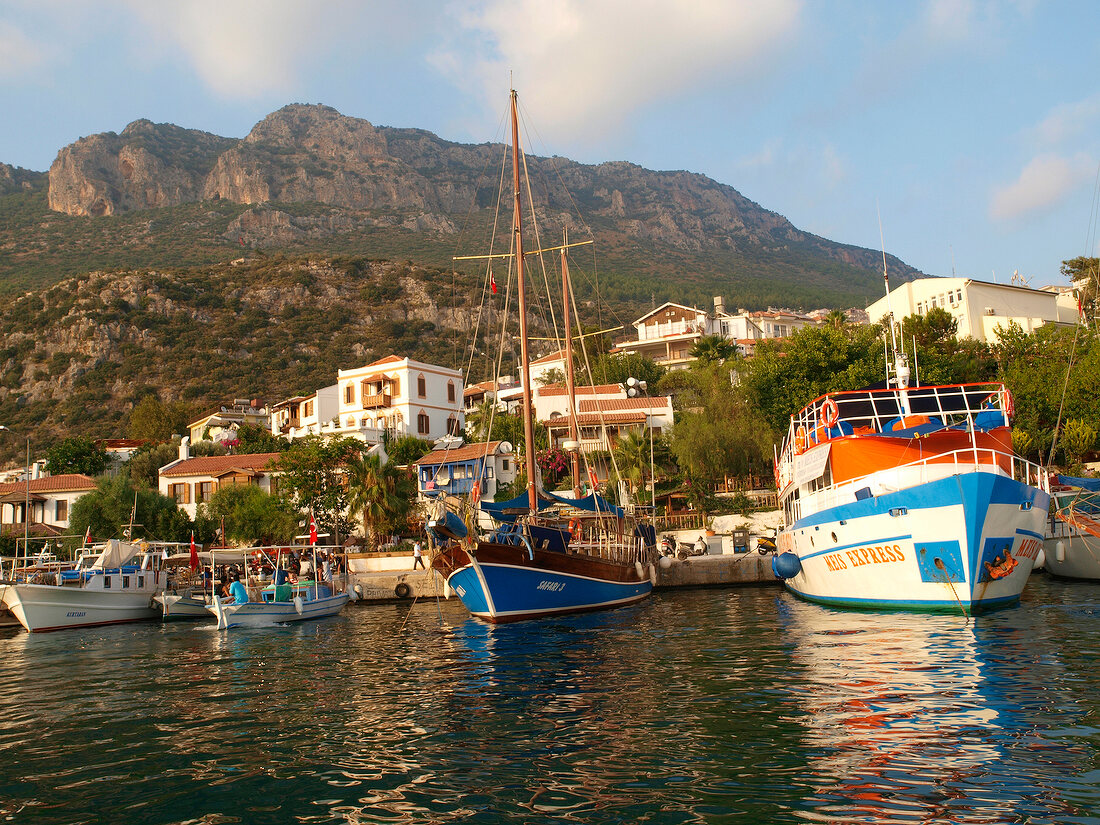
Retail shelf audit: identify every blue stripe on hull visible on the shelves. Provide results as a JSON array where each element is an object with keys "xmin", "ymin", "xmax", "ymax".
[
  {"xmin": 448, "ymin": 562, "xmax": 651, "ymax": 622},
  {"xmin": 783, "ymin": 470, "xmax": 1049, "ymax": 611}
]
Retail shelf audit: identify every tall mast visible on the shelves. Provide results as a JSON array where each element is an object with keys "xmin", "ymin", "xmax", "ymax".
[
  {"xmin": 561, "ymin": 228, "xmax": 581, "ymax": 495},
  {"xmin": 511, "ymin": 89, "xmax": 539, "ymax": 513}
]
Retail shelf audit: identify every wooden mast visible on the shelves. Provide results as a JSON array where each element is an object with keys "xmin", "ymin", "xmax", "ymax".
[
  {"xmin": 511, "ymin": 89, "xmax": 539, "ymax": 514},
  {"xmin": 561, "ymin": 229, "xmax": 582, "ymax": 496}
]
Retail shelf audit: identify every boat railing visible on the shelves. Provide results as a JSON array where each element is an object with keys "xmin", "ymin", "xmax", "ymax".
[
  {"xmin": 783, "ymin": 382, "xmax": 1012, "ymax": 456},
  {"xmin": 570, "ymin": 534, "xmax": 649, "ymax": 565},
  {"xmin": 789, "ymin": 447, "xmax": 1048, "ymax": 523}
]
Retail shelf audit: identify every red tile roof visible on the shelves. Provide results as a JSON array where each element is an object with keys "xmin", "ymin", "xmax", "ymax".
[
  {"xmin": 0, "ymin": 474, "xmax": 96, "ymax": 495},
  {"xmin": 366, "ymin": 355, "xmax": 404, "ymax": 367},
  {"xmin": 537, "ymin": 384, "xmax": 623, "ymax": 397},
  {"xmin": 531, "ymin": 349, "xmax": 566, "ymax": 365},
  {"xmin": 578, "ymin": 398, "xmax": 670, "ymax": 412},
  {"xmin": 413, "ymin": 441, "xmax": 504, "ymax": 466},
  {"xmin": 160, "ymin": 453, "xmax": 283, "ymax": 477},
  {"xmin": 545, "ymin": 412, "xmax": 648, "ymax": 426}
]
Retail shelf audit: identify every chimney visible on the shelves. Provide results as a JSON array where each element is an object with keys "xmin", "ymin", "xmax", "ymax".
[
  {"xmin": 714, "ymin": 296, "xmax": 726, "ymax": 315},
  {"xmin": 179, "ymin": 436, "xmax": 191, "ymax": 462}
]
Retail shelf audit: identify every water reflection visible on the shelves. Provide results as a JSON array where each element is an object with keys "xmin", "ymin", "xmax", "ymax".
[{"xmin": 779, "ymin": 591, "xmax": 1092, "ymax": 824}]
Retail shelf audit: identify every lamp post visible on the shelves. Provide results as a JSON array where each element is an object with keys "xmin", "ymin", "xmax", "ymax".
[{"xmin": 624, "ymin": 378, "xmax": 657, "ymax": 511}]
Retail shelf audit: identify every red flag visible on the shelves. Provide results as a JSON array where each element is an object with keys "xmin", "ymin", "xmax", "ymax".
[
  {"xmin": 83, "ymin": 526, "xmax": 91, "ymax": 547},
  {"xmin": 490, "ymin": 270, "xmax": 497, "ymax": 294},
  {"xmin": 309, "ymin": 513, "xmax": 318, "ymax": 545},
  {"xmin": 238, "ymin": 235, "xmax": 245, "ymax": 246},
  {"xmin": 189, "ymin": 532, "xmax": 199, "ymax": 571},
  {"xmin": 587, "ymin": 467, "xmax": 599, "ymax": 490}
]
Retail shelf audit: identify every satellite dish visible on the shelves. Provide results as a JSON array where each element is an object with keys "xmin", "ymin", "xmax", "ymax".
[{"xmin": 500, "ymin": 441, "xmax": 513, "ymax": 453}]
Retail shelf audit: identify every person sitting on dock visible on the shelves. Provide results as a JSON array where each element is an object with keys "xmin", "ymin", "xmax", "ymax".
[{"xmin": 226, "ymin": 573, "xmax": 249, "ymax": 605}]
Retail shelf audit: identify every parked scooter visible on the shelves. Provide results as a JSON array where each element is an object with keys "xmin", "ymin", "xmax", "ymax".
[
  {"xmin": 756, "ymin": 532, "xmax": 777, "ymax": 555},
  {"xmin": 676, "ymin": 535, "xmax": 710, "ymax": 560}
]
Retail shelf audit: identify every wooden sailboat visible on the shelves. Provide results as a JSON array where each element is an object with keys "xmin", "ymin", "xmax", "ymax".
[{"xmin": 430, "ymin": 89, "xmax": 656, "ymax": 622}]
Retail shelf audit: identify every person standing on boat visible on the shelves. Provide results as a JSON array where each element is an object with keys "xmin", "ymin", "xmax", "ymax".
[
  {"xmin": 227, "ymin": 573, "xmax": 249, "ymax": 605},
  {"xmin": 413, "ymin": 539, "xmax": 425, "ymax": 569}
]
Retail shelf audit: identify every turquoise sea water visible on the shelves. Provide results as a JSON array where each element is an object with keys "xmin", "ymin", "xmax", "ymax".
[{"xmin": 2, "ymin": 576, "xmax": 1100, "ymax": 824}]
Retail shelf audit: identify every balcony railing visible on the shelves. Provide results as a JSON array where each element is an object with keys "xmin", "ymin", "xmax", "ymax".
[{"xmin": 361, "ymin": 393, "xmax": 392, "ymax": 410}]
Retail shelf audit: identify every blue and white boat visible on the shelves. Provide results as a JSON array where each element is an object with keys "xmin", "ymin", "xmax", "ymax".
[{"xmin": 772, "ymin": 369, "xmax": 1049, "ymax": 613}]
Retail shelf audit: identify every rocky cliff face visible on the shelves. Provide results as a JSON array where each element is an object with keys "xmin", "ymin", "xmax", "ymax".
[
  {"xmin": 0, "ymin": 163, "xmax": 45, "ymax": 196},
  {"xmin": 41, "ymin": 104, "xmax": 917, "ymax": 281}
]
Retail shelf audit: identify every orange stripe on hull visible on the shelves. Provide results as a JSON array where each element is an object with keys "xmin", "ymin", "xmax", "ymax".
[{"xmin": 828, "ymin": 427, "xmax": 1014, "ymax": 485}]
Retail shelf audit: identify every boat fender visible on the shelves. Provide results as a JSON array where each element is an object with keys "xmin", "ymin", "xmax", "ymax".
[
  {"xmin": 649, "ymin": 563, "xmax": 657, "ymax": 586},
  {"xmin": 658, "ymin": 555, "xmax": 673, "ymax": 570},
  {"xmin": 772, "ymin": 552, "xmax": 802, "ymax": 580},
  {"xmin": 353, "ymin": 583, "xmax": 364, "ymax": 600},
  {"xmin": 293, "ymin": 595, "xmax": 304, "ymax": 614},
  {"xmin": 635, "ymin": 561, "xmax": 645, "ymax": 580},
  {"xmin": 1034, "ymin": 547, "xmax": 1046, "ymax": 569},
  {"xmin": 395, "ymin": 582, "xmax": 412, "ymax": 599},
  {"xmin": 1055, "ymin": 540, "xmax": 1065, "ymax": 563}
]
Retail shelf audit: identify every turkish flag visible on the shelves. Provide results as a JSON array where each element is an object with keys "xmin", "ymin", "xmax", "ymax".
[
  {"xmin": 309, "ymin": 514, "xmax": 318, "ymax": 545},
  {"xmin": 587, "ymin": 468, "xmax": 599, "ymax": 489},
  {"xmin": 490, "ymin": 270, "xmax": 497, "ymax": 294},
  {"xmin": 189, "ymin": 532, "xmax": 199, "ymax": 571}
]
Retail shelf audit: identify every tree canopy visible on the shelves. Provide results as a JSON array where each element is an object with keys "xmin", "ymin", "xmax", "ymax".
[{"xmin": 45, "ymin": 437, "xmax": 108, "ymax": 477}]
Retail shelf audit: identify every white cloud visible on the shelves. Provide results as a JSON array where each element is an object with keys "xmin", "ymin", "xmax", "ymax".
[
  {"xmin": 119, "ymin": 0, "xmax": 365, "ymax": 99},
  {"xmin": 990, "ymin": 152, "xmax": 1096, "ymax": 221},
  {"xmin": 0, "ymin": 20, "xmax": 51, "ymax": 78},
  {"xmin": 434, "ymin": 0, "xmax": 802, "ymax": 144},
  {"xmin": 1030, "ymin": 96, "xmax": 1100, "ymax": 147},
  {"xmin": 923, "ymin": 0, "xmax": 975, "ymax": 41}
]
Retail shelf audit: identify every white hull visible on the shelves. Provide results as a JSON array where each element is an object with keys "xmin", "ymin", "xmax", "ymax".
[
  {"xmin": 1043, "ymin": 530, "xmax": 1100, "ymax": 580},
  {"xmin": 780, "ymin": 470, "xmax": 1048, "ymax": 610},
  {"xmin": 154, "ymin": 590, "xmax": 211, "ymax": 620},
  {"xmin": 208, "ymin": 592, "xmax": 350, "ymax": 629},
  {"xmin": 2, "ymin": 583, "xmax": 159, "ymax": 632}
]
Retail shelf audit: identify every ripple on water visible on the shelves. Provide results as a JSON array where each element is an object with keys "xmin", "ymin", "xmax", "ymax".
[{"xmin": 0, "ymin": 579, "xmax": 1099, "ymax": 823}]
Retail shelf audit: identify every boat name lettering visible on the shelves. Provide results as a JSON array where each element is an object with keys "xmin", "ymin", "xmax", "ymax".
[
  {"xmin": 65, "ymin": 611, "xmax": 86, "ymax": 618},
  {"xmin": 536, "ymin": 580, "xmax": 565, "ymax": 592},
  {"xmin": 843, "ymin": 544, "xmax": 905, "ymax": 568},
  {"xmin": 1016, "ymin": 537, "xmax": 1042, "ymax": 561},
  {"xmin": 823, "ymin": 552, "xmax": 848, "ymax": 571}
]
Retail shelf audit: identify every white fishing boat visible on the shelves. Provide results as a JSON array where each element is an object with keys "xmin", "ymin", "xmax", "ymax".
[
  {"xmin": 1, "ymin": 539, "xmax": 164, "ymax": 632},
  {"xmin": 204, "ymin": 547, "xmax": 351, "ymax": 630},
  {"xmin": 1044, "ymin": 475, "xmax": 1100, "ymax": 580},
  {"xmin": 771, "ymin": 263, "xmax": 1049, "ymax": 612}
]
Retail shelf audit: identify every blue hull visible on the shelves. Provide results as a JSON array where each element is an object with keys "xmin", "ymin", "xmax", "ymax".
[{"xmin": 442, "ymin": 544, "xmax": 652, "ymax": 622}]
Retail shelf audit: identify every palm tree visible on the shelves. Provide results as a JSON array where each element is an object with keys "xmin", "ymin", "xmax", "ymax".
[
  {"xmin": 825, "ymin": 309, "xmax": 848, "ymax": 331},
  {"xmin": 345, "ymin": 454, "xmax": 410, "ymax": 550},
  {"xmin": 613, "ymin": 429, "xmax": 652, "ymax": 502},
  {"xmin": 464, "ymin": 399, "xmax": 496, "ymax": 442},
  {"xmin": 689, "ymin": 335, "xmax": 736, "ymax": 366}
]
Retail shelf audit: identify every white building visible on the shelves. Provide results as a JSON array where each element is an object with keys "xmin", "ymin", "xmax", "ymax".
[
  {"xmin": 867, "ymin": 277, "xmax": 1079, "ymax": 343},
  {"xmin": 0, "ymin": 473, "xmax": 96, "ymax": 536},
  {"xmin": 612, "ymin": 298, "xmax": 817, "ymax": 369},
  {"xmin": 326, "ymin": 355, "xmax": 464, "ymax": 445},
  {"xmin": 270, "ymin": 385, "xmax": 339, "ymax": 440},
  {"xmin": 412, "ymin": 440, "xmax": 517, "ymax": 503},
  {"xmin": 188, "ymin": 399, "xmax": 271, "ymax": 445},
  {"xmin": 158, "ymin": 441, "xmax": 284, "ymax": 520}
]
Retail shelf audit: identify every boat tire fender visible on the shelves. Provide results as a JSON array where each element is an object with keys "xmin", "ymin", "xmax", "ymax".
[{"xmin": 395, "ymin": 582, "xmax": 412, "ymax": 599}]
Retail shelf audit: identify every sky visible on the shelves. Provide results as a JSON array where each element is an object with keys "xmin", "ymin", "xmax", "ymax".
[{"xmin": 1, "ymin": 0, "xmax": 1098, "ymax": 289}]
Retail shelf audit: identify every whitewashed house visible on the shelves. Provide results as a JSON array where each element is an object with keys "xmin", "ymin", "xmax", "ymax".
[
  {"xmin": 0, "ymin": 473, "xmax": 96, "ymax": 536},
  {"xmin": 158, "ymin": 440, "xmax": 283, "ymax": 520},
  {"xmin": 325, "ymin": 355, "xmax": 464, "ymax": 445},
  {"xmin": 270, "ymin": 385, "xmax": 339, "ymax": 440}
]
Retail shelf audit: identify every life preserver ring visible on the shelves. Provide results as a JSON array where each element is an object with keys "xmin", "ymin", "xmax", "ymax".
[
  {"xmin": 1001, "ymin": 387, "xmax": 1015, "ymax": 418},
  {"xmin": 822, "ymin": 397, "xmax": 839, "ymax": 428},
  {"xmin": 794, "ymin": 425, "xmax": 808, "ymax": 455},
  {"xmin": 394, "ymin": 582, "xmax": 412, "ymax": 599}
]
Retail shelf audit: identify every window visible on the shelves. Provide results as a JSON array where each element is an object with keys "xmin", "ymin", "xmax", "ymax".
[
  {"xmin": 197, "ymin": 481, "xmax": 213, "ymax": 503},
  {"xmin": 502, "ymin": 459, "xmax": 510, "ymax": 472},
  {"xmin": 304, "ymin": 400, "xmax": 313, "ymax": 417},
  {"xmin": 418, "ymin": 412, "xmax": 430, "ymax": 434},
  {"xmin": 447, "ymin": 415, "xmax": 460, "ymax": 435},
  {"xmin": 447, "ymin": 381, "xmax": 456, "ymax": 403},
  {"xmin": 417, "ymin": 374, "xmax": 427, "ymax": 398},
  {"xmin": 956, "ymin": 289, "xmax": 962, "ymax": 303},
  {"xmin": 104, "ymin": 576, "xmax": 111, "ymax": 589},
  {"xmin": 123, "ymin": 576, "xmax": 130, "ymax": 589},
  {"xmin": 56, "ymin": 500, "xmax": 68, "ymax": 522},
  {"xmin": 344, "ymin": 384, "xmax": 355, "ymax": 404},
  {"xmin": 169, "ymin": 483, "xmax": 190, "ymax": 504}
]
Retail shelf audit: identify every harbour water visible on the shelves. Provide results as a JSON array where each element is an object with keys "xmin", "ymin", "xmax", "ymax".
[{"xmin": 2, "ymin": 576, "xmax": 1100, "ymax": 824}]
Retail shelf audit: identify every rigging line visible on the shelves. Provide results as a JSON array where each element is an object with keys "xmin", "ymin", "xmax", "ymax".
[{"xmin": 513, "ymin": 107, "xmax": 560, "ymax": 358}]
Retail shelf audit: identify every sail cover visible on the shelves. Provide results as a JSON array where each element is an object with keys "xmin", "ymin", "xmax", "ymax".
[
  {"xmin": 545, "ymin": 491, "xmax": 626, "ymax": 519},
  {"xmin": 479, "ymin": 492, "xmax": 555, "ymax": 523},
  {"xmin": 1058, "ymin": 474, "xmax": 1100, "ymax": 492}
]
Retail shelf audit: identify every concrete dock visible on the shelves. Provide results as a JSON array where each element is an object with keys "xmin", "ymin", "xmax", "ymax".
[{"xmin": 347, "ymin": 548, "xmax": 779, "ymax": 604}]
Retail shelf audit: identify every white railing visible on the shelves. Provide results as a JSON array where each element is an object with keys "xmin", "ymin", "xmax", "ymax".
[{"xmin": 786, "ymin": 447, "xmax": 1048, "ymax": 525}]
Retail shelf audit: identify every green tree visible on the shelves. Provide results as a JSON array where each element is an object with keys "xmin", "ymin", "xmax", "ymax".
[
  {"xmin": 611, "ymin": 429, "xmax": 652, "ymax": 501},
  {"xmin": 273, "ymin": 435, "xmax": 361, "ymax": 541},
  {"xmin": 69, "ymin": 473, "xmax": 191, "ymax": 546},
  {"xmin": 45, "ymin": 437, "xmax": 108, "ymax": 476},
  {"xmin": 1061, "ymin": 256, "xmax": 1099, "ymax": 321},
  {"xmin": 196, "ymin": 484, "xmax": 299, "ymax": 545},
  {"xmin": 688, "ymin": 335, "xmax": 736, "ymax": 366},
  {"xmin": 127, "ymin": 442, "xmax": 181, "ymax": 489},
  {"xmin": 345, "ymin": 454, "xmax": 417, "ymax": 549},
  {"xmin": 388, "ymin": 434, "xmax": 433, "ymax": 465},
  {"xmin": 233, "ymin": 423, "xmax": 290, "ymax": 454},
  {"xmin": 1060, "ymin": 419, "xmax": 1097, "ymax": 468},
  {"xmin": 129, "ymin": 395, "xmax": 189, "ymax": 441},
  {"xmin": 585, "ymin": 352, "xmax": 665, "ymax": 388}
]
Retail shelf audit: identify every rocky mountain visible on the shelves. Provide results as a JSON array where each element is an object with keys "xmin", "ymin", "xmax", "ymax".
[{"xmin": 26, "ymin": 103, "xmax": 918, "ymax": 306}]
